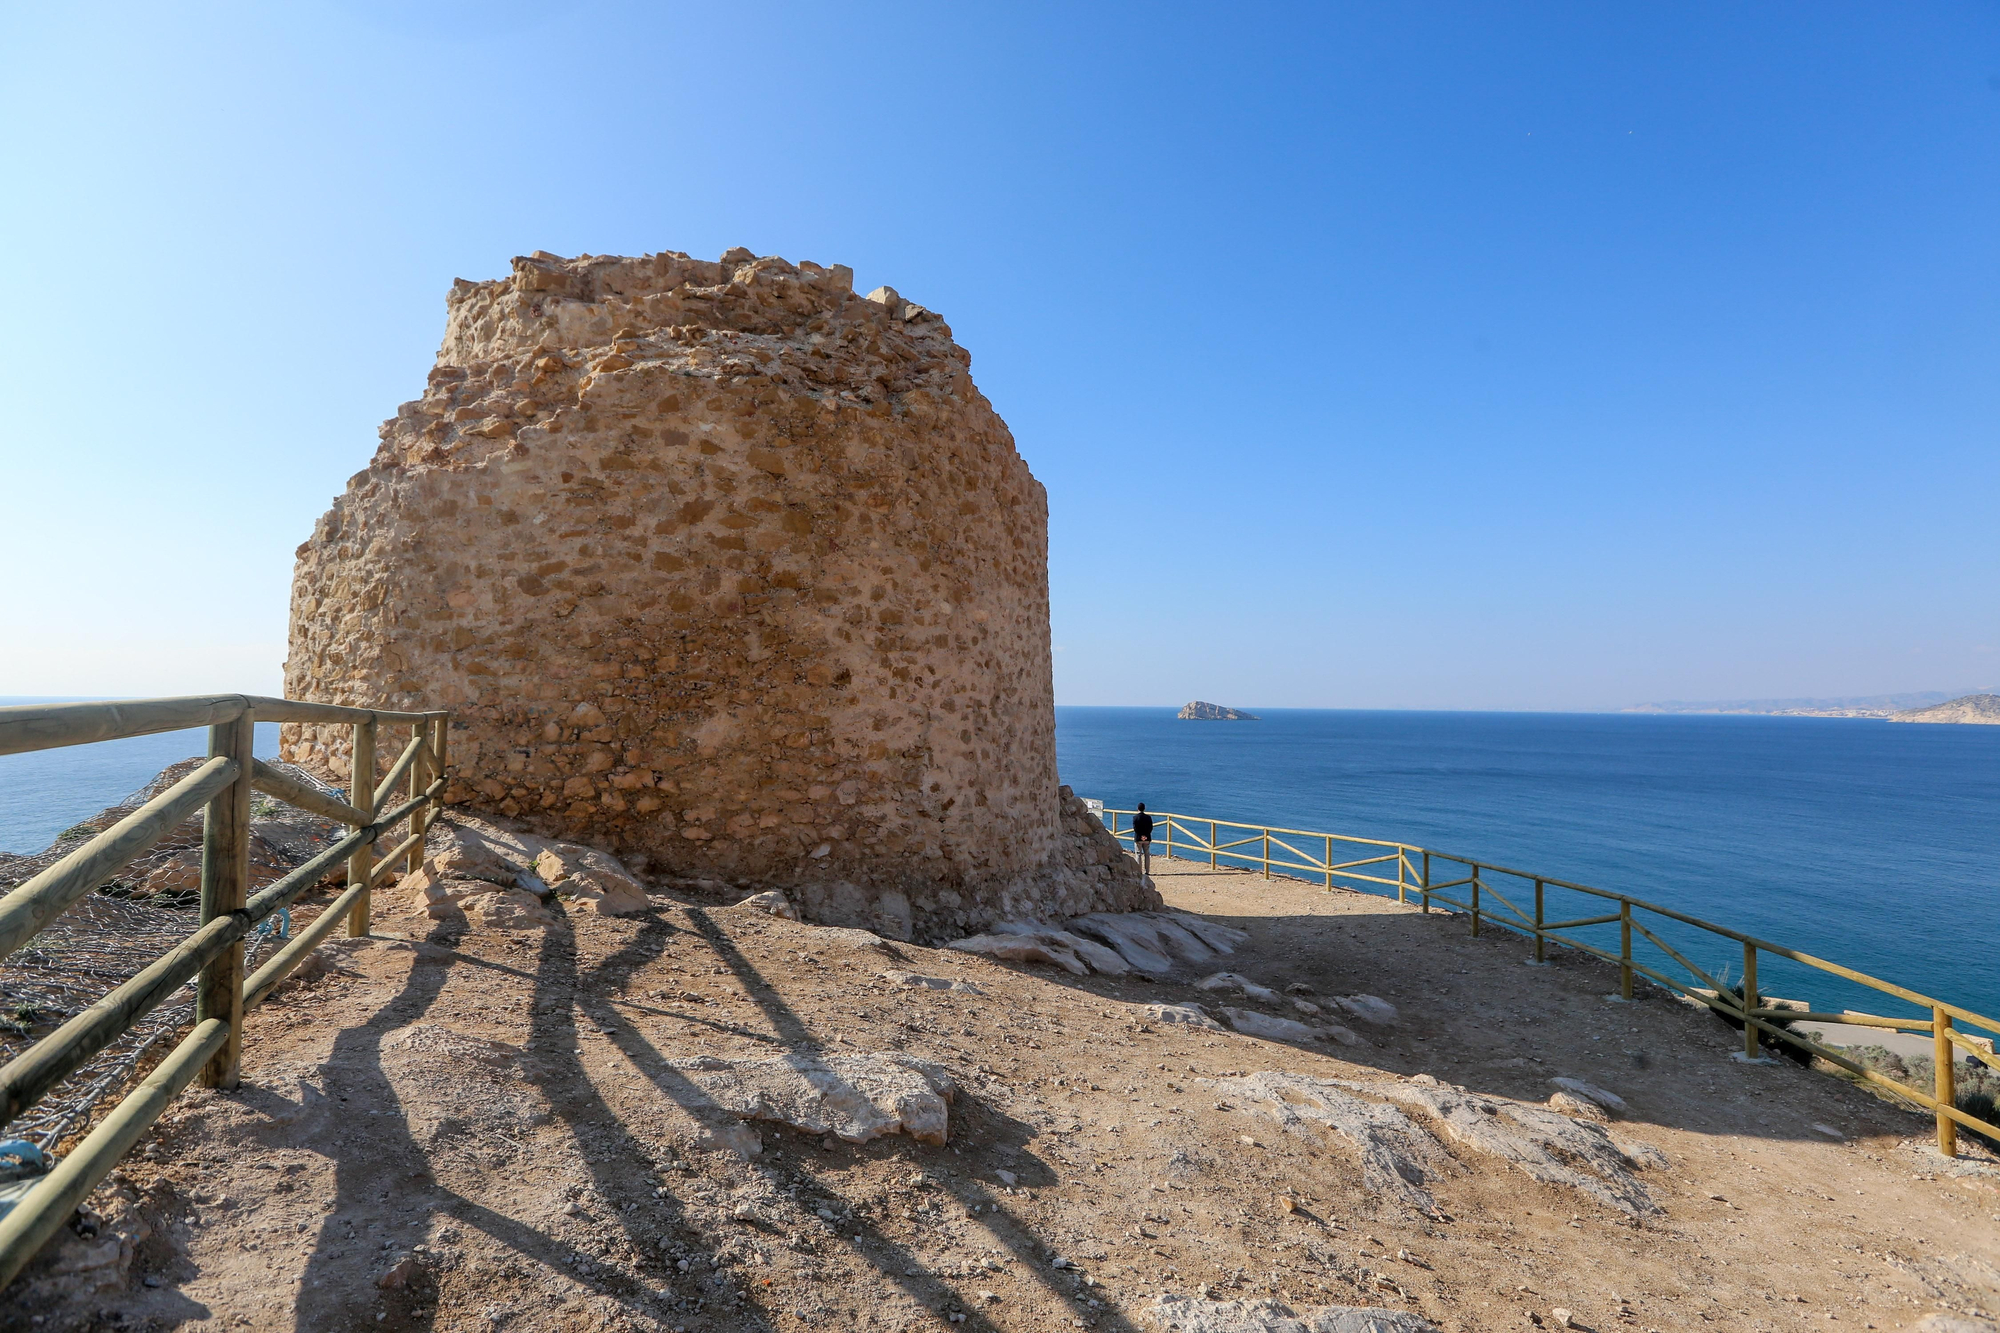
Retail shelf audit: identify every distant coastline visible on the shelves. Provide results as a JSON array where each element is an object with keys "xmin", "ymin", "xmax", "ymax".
[
  {"xmin": 1887, "ymin": 693, "xmax": 2000, "ymax": 725},
  {"xmin": 1622, "ymin": 689, "xmax": 1998, "ymax": 721}
]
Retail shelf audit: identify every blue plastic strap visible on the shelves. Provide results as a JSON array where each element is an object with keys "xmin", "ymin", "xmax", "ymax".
[{"xmin": 0, "ymin": 1139, "xmax": 50, "ymax": 1173}]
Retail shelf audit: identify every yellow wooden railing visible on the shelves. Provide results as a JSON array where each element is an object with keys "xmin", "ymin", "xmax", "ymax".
[
  {"xmin": 0, "ymin": 695, "xmax": 450, "ymax": 1288},
  {"xmin": 1102, "ymin": 806, "xmax": 2000, "ymax": 1157}
]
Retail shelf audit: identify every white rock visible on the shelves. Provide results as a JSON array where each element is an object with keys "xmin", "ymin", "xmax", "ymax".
[
  {"xmin": 476, "ymin": 888, "xmax": 556, "ymax": 928},
  {"xmin": 811, "ymin": 926, "xmax": 894, "ymax": 952},
  {"xmin": 1214, "ymin": 1070, "xmax": 1668, "ymax": 1218},
  {"xmin": 1366, "ymin": 1078, "xmax": 1665, "ymax": 1217},
  {"xmin": 1330, "ymin": 995, "xmax": 1398, "ymax": 1025},
  {"xmin": 1548, "ymin": 1078, "xmax": 1628, "ymax": 1115},
  {"xmin": 1547, "ymin": 1091, "xmax": 1606, "ymax": 1121},
  {"xmin": 421, "ymin": 879, "xmax": 555, "ymax": 929},
  {"xmin": 419, "ymin": 818, "xmax": 550, "ymax": 887},
  {"xmin": 1068, "ymin": 915, "xmax": 1176, "ymax": 974},
  {"xmin": 1197, "ymin": 973, "xmax": 1281, "ymax": 1002},
  {"xmin": 946, "ymin": 931, "xmax": 1088, "ymax": 976},
  {"xmin": 1206, "ymin": 1072, "xmax": 1459, "ymax": 1216},
  {"xmin": 991, "ymin": 921, "xmax": 1131, "ymax": 975},
  {"xmin": 1913, "ymin": 1316, "xmax": 2000, "ymax": 1333},
  {"xmin": 1162, "ymin": 911, "xmax": 1251, "ymax": 953},
  {"xmin": 880, "ymin": 971, "xmax": 985, "ymax": 994},
  {"xmin": 1145, "ymin": 1293, "xmax": 1438, "ymax": 1332},
  {"xmin": 1221, "ymin": 1008, "xmax": 1320, "ymax": 1042},
  {"xmin": 1144, "ymin": 1003, "xmax": 1224, "ymax": 1030},
  {"xmin": 1069, "ymin": 910, "xmax": 1235, "ymax": 972},
  {"xmin": 662, "ymin": 1052, "xmax": 956, "ymax": 1145},
  {"xmin": 536, "ymin": 843, "xmax": 648, "ymax": 915},
  {"xmin": 697, "ymin": 1122, "xmax": 764, "ymax": 1159},
  {"xmin": 1146, "ymin": 914, "xmax": 1221, "ymax": 965},
  {"xmin": 1050, "ymin": 930, "xmax": 1132, "ymax": 976},
  {"xmin": 734, "ymin": 889, "xmax": 799, "ymax": 920}
]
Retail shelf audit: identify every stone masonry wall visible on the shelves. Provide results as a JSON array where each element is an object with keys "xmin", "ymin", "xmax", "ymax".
[{"xmin": 282, "ymin": 247, "xmax": 1153, "ymax": 940}]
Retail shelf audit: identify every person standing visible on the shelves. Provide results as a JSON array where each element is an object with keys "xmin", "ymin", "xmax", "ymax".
[{"xmin": 1132, "ymin": 802, "xmax": 1154, "ymax": 876}]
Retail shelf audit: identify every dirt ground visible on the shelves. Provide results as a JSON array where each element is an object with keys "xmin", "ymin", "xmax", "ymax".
[{"xmin": 12, "ymin": 845, "xmax": 2000, "ymax": 1333}]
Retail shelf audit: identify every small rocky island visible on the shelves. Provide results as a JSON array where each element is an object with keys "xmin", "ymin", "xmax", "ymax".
[
  {"xmin": 1889, "ymin": 693, "xmax": 2000, "ymax": 725},
  {"xmin": 1179, "ymin": 700, "xmax": 1259, "ymax": 721}
]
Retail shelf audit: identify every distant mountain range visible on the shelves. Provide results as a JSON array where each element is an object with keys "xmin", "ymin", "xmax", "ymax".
[{"xmin": 1624, "ymin": 690, "xmax": 1998, "ymax": 720}]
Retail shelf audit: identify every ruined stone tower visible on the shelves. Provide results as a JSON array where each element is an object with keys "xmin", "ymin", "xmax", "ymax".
[{"xmin": 282, "ymin": 247, "xmax": 1151, "ymax": 939}]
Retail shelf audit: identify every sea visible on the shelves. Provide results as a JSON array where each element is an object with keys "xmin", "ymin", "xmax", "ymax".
[
  {"xmin": 3, "ymin": 698, "xmax": 1993, "ymax": 1025},
  {"xmin": 1055, "ymin": 707, "xmax": 2000, "ymax": 1026},
  {"xmin": 0, "ymin": 698, "xmax": 282, "ymax": 859}
]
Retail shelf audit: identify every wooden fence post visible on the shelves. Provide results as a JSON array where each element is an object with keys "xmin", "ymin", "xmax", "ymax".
[
  {"xmin": 348, "ymin": 717, "xmax": 376, "ymax": 937},
  {"xmin": 1326, "ymin": 835, "xmax": 1334, "ymax": 890},
  {"xmin": 1619, "ymin": 901, "xmax": 1634, "ymax": 999},
  {"xmin": 1470, "ymin": 865, "xmax": 1481, "ymax": 937},
  {"xmin": 1164, "ymin": 817, "xmax": 1172, "ymax": 863},
  {"xmin": 1421, "ymin": 850, "xmax": 1431, "ymax": 914},
  {"xmin": 432, "ymin": 711, "xmax": 450, "ymax": 805},
  {"xmin": 196, "ymin": 709, "xmax": 253, "ymax": 1089},
  {"xmin": 404, "ymin": 724, "xmax": 427, "ymax": 874},
  {"xmin": 1936, "ymin": 1007, "xmax": 1958, "ymax": 1157},
  {"xmin": 1262, "ymin": 829, "xmax": 1270, "ymax": 879},
  {"xmin": 1534, "ymin": 878, "xmax": 1545, "ymax": 963},
  {"xmin": 1742, "ymin": 943, "xmax": 1760, "ymax": 1059},
  {"xmin": 1396, "ymin": 847, "xmax": 1405, "ymax": 903},
  {"xmin": 1209, "ymin": 821, "xmax": 1216, "ymax": 870}
]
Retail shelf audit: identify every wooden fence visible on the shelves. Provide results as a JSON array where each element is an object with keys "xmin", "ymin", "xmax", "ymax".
[
  {"xmin": 0, "ymin": 695, "xmax": 450, "ymax": 1288},
  {"xmin": 1103, "ymin": 807, "xmax": 2000, "ymax": 1158}
]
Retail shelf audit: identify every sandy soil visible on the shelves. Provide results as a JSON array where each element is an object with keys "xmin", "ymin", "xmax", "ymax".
[{"xmin": 11, "ymin": 847, "xmax": 2000, "ymax": 1333}]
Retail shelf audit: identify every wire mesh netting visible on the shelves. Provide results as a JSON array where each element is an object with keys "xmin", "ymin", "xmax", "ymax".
[{"xmin": 0, "ymin": 759, "xmax": 354, "ymax": 1151}]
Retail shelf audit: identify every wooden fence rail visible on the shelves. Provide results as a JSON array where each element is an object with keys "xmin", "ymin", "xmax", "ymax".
[
  {"xmin": 1102, "ymin": 807, "xmax": 2000, "ymax": 1159},
  {"xmin": 0, "ymin": 695, "xmax": 450, "ymax": 1289}
]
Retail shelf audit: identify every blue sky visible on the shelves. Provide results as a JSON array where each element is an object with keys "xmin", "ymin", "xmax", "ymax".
[{"xmin": 1, "ymin": 2, "xmax": 1994, "ymax": 709}]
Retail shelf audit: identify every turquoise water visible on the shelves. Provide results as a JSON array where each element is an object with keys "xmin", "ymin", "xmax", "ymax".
[
  {"xmin": 1055, "ymin": 707, "xmax": 2000, "ymax": 1024},
  {"xmin": 0, "ymin": 699, "xmax": 280, "ymax": 858}
]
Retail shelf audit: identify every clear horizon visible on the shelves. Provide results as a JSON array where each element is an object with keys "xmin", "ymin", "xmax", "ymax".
[{"xmin": 2, "ymin": 3, "xmax": 1994, "ymax": 710}]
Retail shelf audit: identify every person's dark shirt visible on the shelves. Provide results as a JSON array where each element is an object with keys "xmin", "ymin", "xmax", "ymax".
[{"xmin": 1133, "ymin": 811, "xmax": 1154, "ymax": 840}]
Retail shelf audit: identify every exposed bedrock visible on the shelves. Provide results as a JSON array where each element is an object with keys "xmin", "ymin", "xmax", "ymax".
[{"xmin": 282, "ymin": 247, "xmax": 1152, "ymax": 939}]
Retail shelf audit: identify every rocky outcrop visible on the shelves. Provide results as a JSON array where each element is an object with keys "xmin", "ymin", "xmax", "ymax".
[
  {"xmin": 1179, "ymin": 701, "xmax": 1259, "ymax": 721},
  {"xmin": 1890, "ymin": 693, "xmax": 2000, "ymax": 724},
  {"xmin": 943, "ymin": 909, "xmax": 1250, "ymax": 978},
  {"xmin": 660, "ymin": 1052, "xmax": 956, "ymax": 1145},
  {"xmin": 1208, "ymin": 1072, "xmax": 1668, "ymax": 1219},
  {"xmin": 1146, "ymin": 1295, "xmax": 1438, "ymax": 1332},
  {"xmin": 393, "ymin": 814, "xmax": 654, "ymax": 929},
  {"xmin": 281, "ymin": 247, "xmax": 1155, "ymax": 940}
]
